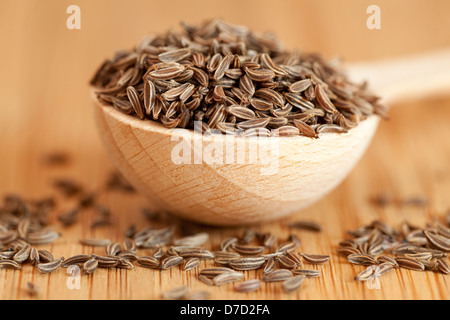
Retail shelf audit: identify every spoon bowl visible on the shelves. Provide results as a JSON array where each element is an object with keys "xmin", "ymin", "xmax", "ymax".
[{"xmin": 93, "ymin": 91, "xmax": 379, "ymax": 225}]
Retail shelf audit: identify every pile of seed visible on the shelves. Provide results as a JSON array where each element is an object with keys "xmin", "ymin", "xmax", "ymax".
[
  {"xmin": 338, "ymin": 218, "xmax": 450, "ymax": 282},
  {"xmin": 90, "ymin": 19, "xmax": 387, "ymax": 137}
]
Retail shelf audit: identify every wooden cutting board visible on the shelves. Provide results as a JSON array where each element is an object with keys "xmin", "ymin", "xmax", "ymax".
[{"xmin": 1, "ymin": 0, "xmax": 450, "ymax": 300}]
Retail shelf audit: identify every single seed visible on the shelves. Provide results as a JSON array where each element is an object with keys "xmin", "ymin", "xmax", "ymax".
[
  {"xmin": 283, "ymin": 275, "xmax": 306, "ymax": 293},
  {"xmin": 395, "ymin": 257, "xmax": 425, "ymax": 271},
  {"xmin": 263, "ymin": 269, "xmax": 293, "ymax": 282},
  {"xmin": 183, "ymin": 257, "xmax": 200, "ymax": 271},
  {"xmin": 161, "ymin": 255, "xmax": 184, "ymax": 270},
  {"xmin": 292, "ymin": 269, "xmax": 320, "ymax": 278},
  {"xmin": 83, "ymin": 258, "xmax": 99, "ymax": 274},
  {"xmin": 300, "ymin": 252, "xmax": 330, "ymax": 264},
  {"xmin": 36, "ymin": 257, "xmax": 64, "ymax": 273},
  {"xmin": 234, "ymin": 279, "xmax": 261, "ymax": 293}
]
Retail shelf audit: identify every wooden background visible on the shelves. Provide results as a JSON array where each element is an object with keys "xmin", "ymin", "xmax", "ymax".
[{"xmin": 1, "ymin": 0, "xmax": 450, "ymax": 300}]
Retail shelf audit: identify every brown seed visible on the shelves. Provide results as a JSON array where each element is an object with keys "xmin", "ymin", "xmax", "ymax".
[
  {"xmin": 106, "ymin": 242, "xmax": 122, "ymax": 256},
  {"xmin": 315, "ymin": 84, "xmax": 338, "ymax": 114},
  {"xmin": 36, "ymin": 257, "xmax": 64, "ymax": 273},
  {"xmin": 284, "ymin": 93, "xmax": 315, "ymax": 110},
  {"xmin": 190, "ymin": 67, "xmax": 209, "ymax": 87},
  {"xmin": 173, "ymin": 233, "xmax": 209, "ymax": 247},
  {"xmin": 143, "ymin": 80, "xmax": 156, "ymax": 114},
  {"xmin": 264, "ymin": 258, "xmax": 277, "ymax": 274},
  {"xmin": 437, "ymin": 258, "xmax": 450, "ymax": 274},
  {"xmin": 213, "ymin": 271, "xmax": 244, "ymax": 285},
  {"xmin": 90, "ymin": 254, "xmax": 119, "ymax": 268},
  {"xmin": 283, "ymin": 275, "xmax": 306, "ymax": 293},
  {"xmin": 126, "ymin": 86, "xmax": 144, "ymax": 119},
  {"xmin": 293, "ymin": 120, "xmax": 318, "ymax": 138},
  {"xmin": 225, "ymin": 68, "xmax": 243, "ymax": 79},
  {"xmin": 161, "ymin": 255, "xmax": 184, "ymax": 270},
  {"xmin": 26, "ymin": 282, "xmax": 39, "ymax": 296},
  {"xmin": 250, "ymin": 98, "xmax": 273, "ymax": 111},
  {"xmin": 234, "ymin": 279, "xmax": 261, "ymax": 293},
  {"xmin": 177, "ymin": 248, "xmax": 215, "ymax": 259},
  {"xmin": 159, "ymin": 48, "xmax": 192, "ymax": 62},
  {"xmin": 255, "ymin": 88, "xmax": 284, "ymax": 107},
  {"xmin": 13, "ymin": 244, "xmax": 31, "ymax": 263},
  {"xmin": 116, "ymin": 258, "xmax": 135, "ymax": 270},
  {"xmin": 227, "ymin": 105, "xmax": 256, "ymax": 120},
  {"xmin": 263, "ymin": 269, "xmax": 293, "ymax": 282},
  {"xmin": 373, "ymin": 262, "xmax": 395, "ymax": 277},
  {"xmin": 395, "ymin": 257, "xmax": 425, "ymax": 271},
  {"xmin": 17, "ymin": 218, "xmax": 31, "ymax": 239},
  {"xmin": 27, "ymin": 230, "xmax": 60, "ymax": 245},
  {"xmin": 316, "ymin": 124, "xmax": 348, "ymax": 134},
  {"xmin": 149, "ymin": 65, "xmax": 185, "ymax": 80},
  {"xmin": 62, "ymin": 254, "xmax": 91, "ymax": 267},
  {"xmin": 289, "ymin": 79, "xmax": 312, "ymax": 93},
  {"xmin": 0, "ymin": 259, "xmax": 22, "ymax": 270},
  {"xmin": 347, "ymin": 253, "xmax": 377, "ymax": 266},
  {"xmin": 182, "ymin": 257, "xmax": 200, "ymax": 271},
  {"xmin": 355, "ymin": 265, "xmax": 376, "ymax": 281},
  {"xmin": 183, "ymin": 290, "xmax": 211, "ymax": 300},
  {"xmin": 232, "ymin": 244, "xmax": 265, "ymax": 255},
  {"xmin": 275, "ymin": 241, "xmax": 297, "ymax": 253},
  {"xmin": 300, "ymin": 252, "xmax": 330, "ymax": 265},
  {"xmin": 273, "ymin": 125, "xmax": 300, "ymax": 137},
  {"xmin": 236, "ymin": 118, "xmax": 270, "ymax": 130},
  {"xmin": 292, "ymin": 269, "xmax": 320, "ymax": 278},
  {"xmin": 213, "ymin": 251, "xmax": 241, "ymax": 260},
  {"xmin": 404, "ymin": 252, "xmax": 433, "ymax": 262},
  {"xmin": 260, "ymin": 53, "xmax": 286, "ymax": 76},
  {"xmin": 38, "ymin": 250, "xmax": 55, "ymax": 263},
  {"xmin": 402, "ymin": 196, "xmax": 428, "ymax": 207},
  {"xmin": 213, "ymin": 53, "xmax": 233, "ymax": 80},
  {"xmin": 424, "ymin": 231, "xmax": 450, "ymax": 252},
  {"xmin": 79, "ymin": 239, "xmax": 112, "ymax": 247},
  {"xmin": 337, "ymin": 247, "xmax": 361, "ymax": 257},
  {"xmin": 162, "ymin": 285, "xmax": 190, "ymax": 300},
  {"xmin": 137, "ymin": 256, "xmax": 160, "ymax": 269},
  {"xmin": 245, "ymin": 68, "xmax": 275, "ymax": 82},
  {"xmin": 83, "ymin": 258, "xmax": 99, "ymax": 274},
  {"xmin": 92, "ymin": 19, "xmax": 385, "ymax": 137},
  {"xmin": 229, "ymin": 257, "xmax": 266, "ymax": 271},
  {"xmin": 376, "ymin": 255, "xmax": 399, "ymax": 267},
  {"xmin": 278, "ymin": 255, "xmax": 299, "ymax": 269},
  {"xmin": 29, "ymin": 248, "xmax": 40, "ymax": 266},
  {"xmin": 199, "ymin": 267, "xmax": 235, "ymax": 278},
  {"xmin": 288, "ymin": 220, "xmax": 322, "ymax": 232}
]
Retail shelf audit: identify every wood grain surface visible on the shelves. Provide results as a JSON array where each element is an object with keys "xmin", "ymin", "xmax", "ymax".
[{"xmin": 1, "ymin": 0, "xmax": 449, "ymax": 300}]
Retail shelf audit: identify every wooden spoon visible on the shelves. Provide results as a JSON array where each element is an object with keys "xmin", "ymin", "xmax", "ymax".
[{"xmin": 92, "ymin": 48, "xmax": 450, "ymax": 226}]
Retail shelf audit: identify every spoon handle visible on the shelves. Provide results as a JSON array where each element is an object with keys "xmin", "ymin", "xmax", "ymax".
[{"xmin": 346, "ymin": 47, "xmax": 450, "ymax": 105}]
